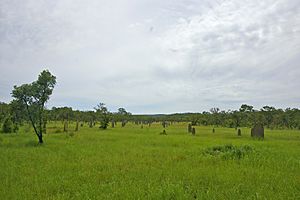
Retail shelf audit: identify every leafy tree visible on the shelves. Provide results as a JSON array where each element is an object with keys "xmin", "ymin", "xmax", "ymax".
[
  {"xmin": 0, "ymin": 102, "xmax": 10, "ymax": 123},
  {"xmin": 261, "ymin": 106, "xmax": 276, "ymax": 128},
  {"xmin": 239, "ymin": 104, "xmax": 255, "ymax": 127},
  {"xmin": 117, "ymin": 108, "xmax": 128, "ymax": 115},
  {"xmin": 11, "ymin": 70, "xmax": 56, "ymax": 143},
  {"xmin": 10, "ymin": 99, "xmax": 27, "ymax": 126},
  {"xmin": 231, "ymin": 110, "xmax": 242, "ymax": 128},
  {"xmin": 95, "ymin": 103, "xmax": 111, "ymax": 129},
  {"xmin": 210, "ymin": 107, "xmax": 221, "ymax": 126},
  {"xmin": 239, "ymin": 104, "xmax": 254, "ymax": 112},
  {"xmin": 191, "ymin": 117, "xmax": 198, "ymax": 126},
  {"xmin": 114, "ymin": 107, "xmax": 131, "ymax": 122}
]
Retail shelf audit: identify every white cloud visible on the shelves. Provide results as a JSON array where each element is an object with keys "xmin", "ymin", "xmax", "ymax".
[{"xmin": 0, "ymin": 0, "xmax": 299, "ymax": 113}]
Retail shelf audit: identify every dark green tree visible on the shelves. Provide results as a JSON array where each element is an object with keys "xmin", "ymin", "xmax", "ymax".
[
  {"xmin": 231, "ymin": 110, "xmax": 242, "ymax": 128},
  {"xmin": 117, "ymin": 108, "xmax": 128, "ymax": 115},
  {"xmin": 261, "ymin": 106, "xmax": 276, "ymax": 128},
  {"xmin": 239, "ymin": 104, "xmax": 254, "ymax": 127},
  {"xmin": 239, "ymin": 104, "xmax": 254, "ymax": 112},
  {"xmin": 11, "ymin": 70, "xmax": 56, "ymax": 143},
  {"xmin": 210, "ymin": 107, "xmax": 221, "ymax": 127},
  {"xmin": 0, "ymin": 102, "xmax": 10, "ymax": 123},
  {"xmin": 95, "ymin": 103, "xmax": 111, "ymax": 129},
  {"xmin": 115, "ymin": 107, "xmax": 131, "ymax": 122}
]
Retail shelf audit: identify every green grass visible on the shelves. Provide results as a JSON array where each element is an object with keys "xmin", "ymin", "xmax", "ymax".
[{"xmin": 0, "ymin": 122, "xmax": 300, "ymax": 199}]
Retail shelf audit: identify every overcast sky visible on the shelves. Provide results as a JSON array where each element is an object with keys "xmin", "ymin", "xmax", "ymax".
[{"xmin": 0, "ymin": 0, "xmax": 299, "ymax": 114}]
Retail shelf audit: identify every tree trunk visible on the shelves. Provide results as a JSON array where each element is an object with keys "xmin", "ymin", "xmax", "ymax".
[
  {"xmin": 38, "ymin": 134, "xmax": 43, "ymax": 144},
  {"xmin": 75, "ymin": 121, "xmax": 79, "ymax": 131}
]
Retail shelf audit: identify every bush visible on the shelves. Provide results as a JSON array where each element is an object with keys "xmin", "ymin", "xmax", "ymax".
[
  {"xmin": 204, "ymin": 144, "xmax": 254, "ymax": 160},
  {"xmin": 54, "ymin": 129, "xmax": 62, "ymax": 133},
  {"xmin": 160, "ymin": 130, "xmax": 167, "ymax": 135},
  {"xmin": 24, "ymin": 124, "xmax": 31, "ymax": 133},
  {"xmin": 13, "ymin": 123, "xmax": 18, "ymax": 133},
  {"xmin": 2, "ymin": 117, "xmax": 14, "ymax": 133},
  {"xmin": 69, "ymin": 132, "xmax": 75, "ymax": 137}
]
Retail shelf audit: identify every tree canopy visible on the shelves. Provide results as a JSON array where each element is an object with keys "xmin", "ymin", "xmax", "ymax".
[{"xmin": 11, "ymin": 70, "xmax": 56, "ymax": 143}]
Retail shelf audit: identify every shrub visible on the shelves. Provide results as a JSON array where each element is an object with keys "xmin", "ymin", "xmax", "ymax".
[
  {"xmin": 191, "ymin": 127, "xmax": 196, "ymax": 135},
  {"xmin": 2, "ymin": 117, "xmax": 14, "ymax": 133},
  {"xmin": 204, "ymin": 144, "xmax": 254, "ymax": 160},
  {"xmin": 54, "ymin": 129, "xmax": 62, "ymax": 133},
  {"xmin": 188, "ymin": 124, "xmax": 192, "ymax": 133},
  {"xmin": 160, "ymin": 130, "xmax": 167, "ymax": 135},
  {"xmin": 24, "ymin": 124, "xmax": 32, "ymax": 133},
  {"xmin": 69, "ymin": 132, "xmax": 75, "ymax": 137}
]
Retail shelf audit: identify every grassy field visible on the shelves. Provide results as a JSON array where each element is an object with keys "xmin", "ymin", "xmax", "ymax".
[{"xmin": 0, "ymin": 122, "xmax": 300, "ymax": 199}]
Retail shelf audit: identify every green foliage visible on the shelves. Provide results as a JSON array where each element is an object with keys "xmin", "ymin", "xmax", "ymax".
[
  {"xmin": 114, "ymin": 107, "xmax": 131, "ymax": 122},
  {"xmin": 159, "ymin": 129, "xmax": 167, "ymax": 135},
  {"xmin": 11, "ymin": 70, "xmax": 56, "ymax": 143},
  {"xmin": 35, "ymin": 104, "xmax": 300, "ymax": 130},
  {"xmin": 204, "ymin": 144, "xmax": 254, "ymax": 160},
  {"xmin": 187, "ymin": 123, "xmax": 192, "ymax": 133},
  {"xmin": 68, "ymin": 131, "xmax": 75, "ymax": 137},
  {"xmin": 75, "ymin": 121, "xmax": 79, "ymax": 132},
  {"xmin": 117, "ymin": 107, "xmax": 131, "ymax": 116},
  {"xmin": 239, "ymin": 104, "xmax": 254, "ymax": 112},
  {"xmin": 191, "ymin": 127, "xmax": 196, "ymax": 135},
  {"xmin": 191, "ymin": 118, "xmax": 198, "ymax": 126},
  {"xmin": 54, "ymin": 128, "xmax": 62, "ymax": 133},
  {"xmin": 63, "ymin": 121, "xmax": 68, "ymax": 132},
  {"xmin": 95, "ymin": 103, "xmax": 111, "ymax": 129},
  {"xmin": 1, "ymin": 117, "xmax": 15, "ymax": 133},
  {"xmin": 0, "ymin": 102, "xmax": 10, "ymax": 123}
]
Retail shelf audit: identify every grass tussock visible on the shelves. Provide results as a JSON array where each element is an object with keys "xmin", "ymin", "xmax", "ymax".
[{"xmin": 204, "ymin": 144, "xmax": 254, "ymax": 160}]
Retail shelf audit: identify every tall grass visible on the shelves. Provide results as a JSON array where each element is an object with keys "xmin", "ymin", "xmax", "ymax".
[{"xmin": 0, "ymin": 122, "xmax": 299, "ymax": 199}]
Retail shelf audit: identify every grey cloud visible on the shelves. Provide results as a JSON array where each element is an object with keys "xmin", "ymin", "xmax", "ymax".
[{"xmin": 0, "ymin": 0, "xmax": 299, "ymax": 114}]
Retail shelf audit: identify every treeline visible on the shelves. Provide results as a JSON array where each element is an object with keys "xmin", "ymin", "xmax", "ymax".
[
  {"xmin": 131, "ymin": 105, "xmax": 300, "ymax": 129},
  {"xmin": 1, "ymin": 102, "xmax": 300, "ymax": 130}
]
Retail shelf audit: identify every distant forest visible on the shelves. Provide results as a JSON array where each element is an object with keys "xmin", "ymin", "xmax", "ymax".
[{"xmin": 1, "ymin": 102, "xmax": 299, "ymax": 130}]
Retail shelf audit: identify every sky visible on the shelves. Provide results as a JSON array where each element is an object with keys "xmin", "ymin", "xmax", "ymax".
[{"xmin": 0, "ymin": 0, "xmax": 299, "ymax": 114}]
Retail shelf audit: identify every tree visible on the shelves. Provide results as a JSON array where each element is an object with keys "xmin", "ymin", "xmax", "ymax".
[
  {"xmin": 115, "ymin": 107, "xmax": 131, "ymax": 122},
  {"xmin": 95, "ymin": 103, "xmax": 111, "ymax": 129},
  {"xmin": 117, "ymin": 108, "xmax": 128, "ymax": 115},
  {"xmin": 11, "ymin": 70, "xmax": 56, "ymax": 143},
  {"xmin": 261, "ymin": 106, "xmax": 276, "ymax": 128},
  {"xmin": 239, "ymin": 104, "xmax": 254, "ymax": 127},
  {"xmin": 231, "ymin": 111, "xmax": 241, "ymax": 129},
  {"xmin": 239, "ymin": 104, "xmax": 254, "ymax": 112},
  {"xmin": 0, "ymin": 102, "xmax": 10, "ymax": 123},
  {"xmin": 210, "ymin": 107, "xmax": 221, "ymax": 127}
]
